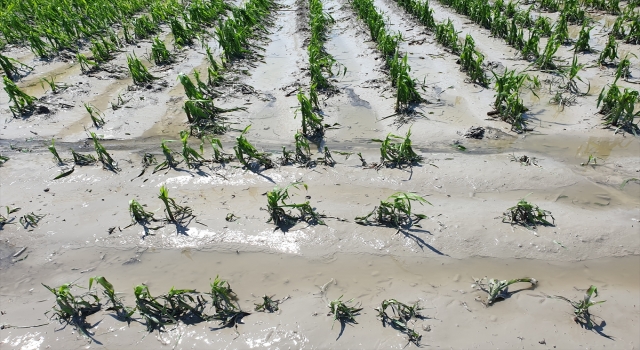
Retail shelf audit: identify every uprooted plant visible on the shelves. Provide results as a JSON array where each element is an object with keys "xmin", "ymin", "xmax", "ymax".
[
  {"xmin": 549, "ymin": 285, "xmax": 605, "ymax": 329},
  {"xmin": 42, "ymin": 282, "xmax": 101, "ymax": 337},
  {"xmin": 266, "ymin": 182, "xmax": 324, "ymax": 228},
  {"xmin": 356, "ymin": 192, "xmax": 430, "ymax": 229},
  {"xmin": 502, "ymin": 196, "xmax": 554, "ymax": 228},
  {"xmin": 373, "ymin": 128, "xmax": 422, "ymax": 167},
  {"xmin": 158, "ymin": 185, "xmax": 193, "ymax": 224},
  {"xmin": 472, "ymin": 277, "xmax": 537, "ymax": 306},
  {"xmin": 20, "ymin": 212, "xmax": 45, "ymax": 228},
  {"xmin": 376, "ymin": 299, "xmax": 423, "ymax": 345},
  {"xmin": 328, "ymin": 296, "xmax": 362, "ymax": 329}
]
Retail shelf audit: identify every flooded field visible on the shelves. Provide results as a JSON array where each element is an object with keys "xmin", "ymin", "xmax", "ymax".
[{"xmin": 1, "ymin": 0, "xmax": 639, "ymax": 348}]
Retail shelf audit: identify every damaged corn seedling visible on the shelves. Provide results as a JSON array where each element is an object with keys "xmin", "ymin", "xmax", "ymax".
[
  {"xmin": 150, "ymin": 37, "xmax": 173, "ymax": 65},
  {"xmin": 134, "ymin": 285, "xmax": 209, "ymax": 332},
  {"xmin": 317, "ymin": 146, "xmax": 336, "ymax": 166},
  {"xmin": 376, "ymin": 299, "xmax": 423, "ymax": 345},
  {"xmin": 597, "ymin": 84, "xmax": 639, "ymax": 132},
  {"xmin": 77, "ymin": 53, "xmax": 97, "ymax": 74},
  {"xmin": 0, "ymin": 53, "xmax": 32, "ymax": 81},
  {"xmin": 491, "ymin": 69, "xmax": 530, "ymax": 132},
  {"xmin": 180, "ymin": 130, "xmax": 206, "ymax": 168},
  {"xmin": 472, "ymin": 277, "xmax": 537, "ymax": 306},
  {"xmin": 134, "ymin": 153, "xmax": 157, "ymax": 178},
  {"xmin": 158, "ymin": 185, "xmax": 193, "ymax": 223},
  {"xmin": 48, "ymin": 138, "xmax": 64, "ymax": 164},
  {"xmin": 20, "ymin": 212, "xmax": 45, "ymax": 228},
  {"xmin": 3, "ymin": 76, "xmax": 36, "ymax": 117},
  {"xmin": 562, "ymin": 54, "xmax": 589, "ymax": 95},
  {"xmin": 598, "ymin": 35, "xmax": 618, "ymax": 66},
  {"xmin": 234, "ymin": 125, "xmax": 274, "ymax": 169},
  {"xmin": 615, "ymin": 54, "xmax": 635, "ymax": 82},
  {"xmin": 72, "ymin": 150, "xmax": 97, "ymax": 166},
  {"xmin": 535, "ymin": 34, "xmax": 560, "ymax": 71},
  {"xmin": 89, "ymin": 276, "xmax": 134, "ymax": 321},
  {"xmin": 40, "ymin": 76, "xmax": 68, "ymax": 94},
  {"xmin": 328, "ymin": 296, "xmax": 362, "ymax": 329},
  {"xmin": 391, "ymin": 53, "xmax": 423, "ymax": 111},
  {"xmin": 42, "ymin": 282, "xmax": 101, "ymax": 337},
  {"xmin": 209, "ymin": 137, "xmax": 233, "ymax": 163},
  {"xmin": 266, "ymin": 182, "xmax": 324, "ymax": 228},
  {"xmin": 294, "ymin": 132, "xmax": 312, "ymax": 165},
  {"xmin": 296, "ymin": 91, "xmax": 325, "ymax": 139},
  {"xmin": 356, "ymin": 192, "xmax": 429, "ymax": 229},
  {"xmin": 209, "ymin": 275, "xmax": 249, "ymax": 327},
  {"xmin": 91, "ymin": 132, "xmax": 119, "ymax": 172},
  {"xmin": 373, "ymin": 128, "xmax": 422, "ymax": 167},
  {"xmin": 84, "ymin": 103, "xmax": 105, "ymax": 128},
  {"xmin": 573, "ymin": 22, "xmax": 593, "ymax": 53},
  {"xmin": 128, "ymin": 199, "xmax": 155, "ymax": 226},
  {"xmin": 502, "ymin": 196, "xmax": 554, "ymax": 228},
  {"xmin": 254, "ymin": 295, "xmax": 280, "ymax": 312},
  {"xmin": 459, "ymin": 35, "xmax": 488, "ymax": 86},
  {"xmin": 154, "ymin": 140, "xmax": 180, "ymax": 173},
  {"xmin": 550, "ymin": 286, "xmax": 605, "ymax": 329},
  {"xmin": 127, "ymin": 53, "xmax": 157, "ymax": 85}
]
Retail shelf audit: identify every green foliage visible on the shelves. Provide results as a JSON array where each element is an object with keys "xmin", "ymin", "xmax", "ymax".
[
  {"xmin": 328, "ymin": 296, "xmax": 362, "ymax": 329},
  {"xmin": 459, "ymin": 35, "xmax": 488, "ymax": 86},
  {"xmin": 3, "ymin": 76, "xmax": 36, "ymax": 117},
  {"xmin": 127, "ymin": 53, "xmax": 157, "ymax": 85},
  {"xmin": 20, "ymin": 212, "xmax": 46, "ymax": 228},
  {"xmin": 84, "ymin": 103, "xmax": 105, "ymax": 128},
  {"xmin": 551, "ymin": 286, "xmax": 605, "ymax": 329},
  {"xmin": 180, "ymin": 130, "xmax": 205, "ymax": 168},
  {"xmin": 296, "ymin": 91, "xmax": 325, "ymax": 138},
  {"xmin": 154, "ymin": 140, "xmax": 180, "ymax": 172},
  {"xmin": 573, "ymin": 22, "xmax": 593, "ymax": 53},
  {"xmin": 134, "ymin": 15, "xmax": 158, "ymax": 40},
  {"xmin": 89, "ymin": 276, "xmax": 134, "ymax": 321},
  {"xmin": 150, "ymin": 37, "xmax": 173, "ymax": 65},
  {"xmin": 597, "ymin": 84, "xmax": 639, "ymax": 132},
  {"xmin": 390, "ymin": 53, "xmax": 423, "ymax": 110},
  {"xmin": 598, "ymin": 35, "xmax": 618, "ymax": 65},
  {"xmin": 266, "ymin": 182, "xmax": 324, "ymax": 227},
  {"xmin": 72, "ymin": 150, "xmax": 97, "ymax": 166},
  {"xmin": 42, "ymin": 282, "xmax": 101, "ymax": 337},
  {"xmin": 502, "ymin": 196, "xmax": 554, "ymax": 228},
  {"xmin": 492, "ymin": 69, "xmax": 531, "ymax": 132},
  {"xmin": 90, "ymin": 132, "xmax": 119, "ymax": 171},
  {"xmin": 535, "ymin": 34, "xmax": 560, "ymax": 70},
  {"xmin": 234, "ymin": 125, "xmax": 274, "ymax": 169},
  {"xmin": 158, "ymin": 185, "xmax": 193, "ymax": 223},
  {"xmin": 356, "ymin": 192, "xmax": 430, "ymax": 228},
  {"xmin": 48, "ymin": 138, "xmax": 64, "ymax": 164},
  {"xmin": 208, "ymin": 276, "xmax": 249, "ymax": 327},
  {"xmin": 376, "ymin": 299, "xmax": 423, "ymax": 345},
  {"xmin": 133, "ymin": 285, "xmax": 209, "ymax": 331},
  {"xmin": 0, "ymin": 53, "xmax": 32, "ymax": 81},
  {"xmin": 254, "ymin": 295, "xmax": 280, "ymax": 312},
  {"xmin": 435, "ymin": 19, "xmax": 460, "ymax": 53},
  {"xmin": 473, "ymin": 277, "xmax": 537, "ymax": 305},
  {"xmin": 373, "ymin": 128, "xmax": 422, "ymax": 166},
  {"xmin": 128, "ymin": 199, "xmax": 155, "ymax": 225}
]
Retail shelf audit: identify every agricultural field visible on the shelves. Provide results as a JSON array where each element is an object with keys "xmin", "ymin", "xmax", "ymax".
[{"xmin": 1, "ymin": 0, "xmax": 639, "ymax": 348}]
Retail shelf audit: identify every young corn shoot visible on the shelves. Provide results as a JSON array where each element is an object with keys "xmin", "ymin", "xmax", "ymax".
[
  {"xmin": 158, "ymin": 184, "xmax": 193, "ymax": 223},
  {"xmin": 266, "ymin": 182, "xmax": 324, "ymax": 228},
  {"xmin": 234, "ymin": 125, "xmax": 274, "ymax": 169},
  {"xmin": 127, "ymin": 53, "xmax": 157, "ymax": 85},
  {"xmin": 328, "ymin": 296, "xmax": 362, "ymax": 329},
  {"xmin": 84, "ymin": 103, "xmax": 105, "ymax": 128},
  {"xmin": 376, "ymin": 299, "xmax": 423, "ymax": 345},
  {"xmin": 372, "ymin": 128, "xmax": 422, "ymax": 167},
  {"xmin": 550, "ymin": 286, "xmax": 605, "ymax": 329},
  {"xmin": 473, "ymin": 277, "xmax": 537, "ymax": 306},
  {"xmin": 502, "ymin": 196, "xmax": 554, "ymax": 228},
  {"xmin": 3, "ymin": 76, "xmax": 36, "ymax": 117},
  {"xmin": 356, "ymin": 192, "xmax": 430, "ymax": 229},
  {"xmin": 90, "ymin": 132, "xmax": 119, "ymax": 172}
]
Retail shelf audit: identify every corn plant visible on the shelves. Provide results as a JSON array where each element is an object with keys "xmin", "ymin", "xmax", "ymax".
[
  {"xmin": 573, "ymin": 22, "xmax": 593, "ymax": 53},
  {"xmin": 597, "ymin": 85, "xmax": 639, "ymax": 132},
  {"xmin": 0, "ymin": 53, "xmax": 32, "ymax": 81},
  {"xmin": 598, "ymin": 35, "xmax": 618, "ymax": 66},
  {"xmin": 266, "ymin": 182, "xmax": 324, "ymax": 227},
  {"xmin": 615, "ymin": 54, "xmax": 635, "ymax": 81},
  {"xmin": 72, "ymin": 150, "xmax": 97, "ymax": 166},
  {"xmin": 42, "ymin": 282, "xmax": 101, "ymax": 337},
  {"xmin": 535, "ymin": 34, "xmax": 560, "ymax": 71},
  {"xmin": 3, "ymin": 76, "xmax": 36, "ymax": 117},
  {"xmin": 133, "ymin": 285, "xmax": 207, "ymax": 331},
  {"xmin": 472, "ymin": 277, "xmax": 537, "ymax": 306},
  {"xmin": 40, "ymin": 76, "xmax": 68, "ymax": 94},
  {"xmin": 521, "ymin": 30, "xmax": 540, "ymax": 60},
  {"xmin": 127, "ymin": 53, "xmax": 157, "ymax": 85},
  {"xmin": 89, "ymin": 276, "xmax": 134, "ymax": 321},
  {"xmin": 435, "ymin": 19, "xmax": 460, "ymax": 53},
  {"xmin": 391, "ymin": 53, "xmax": 423, "ymax": 110},
  {"xmin": 234, "ymin": 125, "xmax": 274, "ymax": 169},
  {"xmin": 158, "ymin": 185, "xmax": 193, "ymax": 223},
  {"xmin": 502, "ymin": 196, "xmax": 554, "ymax": 228},
  {"xmin": 90, "ymin": 36, "xmax": 118, "ymax": 63},
  {"xmin": 20, "ymin": 212, "xmax": 46, "ymax": 228},
  {"xmin": 128, "ymin": 199, "xmax": 155, "ymax": 226},
  {"xmin": 179, "ymin": 130, "xmax": 206, "ymax": 168},
  {"xmin": 627, "ymin": 12, "xmax": 640, "ymax": 44},
  {"xmin": 294, "ymin": 132, "xmax": 312, "ymax": 165},
  {"xmin": 553, "ymin": 14, "xmax": 569, "ymax": 44},
  {"xmin": 48, "ymin": 138, "xmax": 64, "ymax": 164},
  {"xmin": 328, "ymin": 296, "xmax": 362, "ymax": 329},
  {"xmin": 150, "ymin": 37, "xmax": 173, "ymax": 65},
  {"xmin": 317, "ymin": 146, "xmax": 336, "ymax": 166},
  {"xmin": 254, "ymin": 295, "xmax": 280, "ymax": 312},
  {"xmin": 356, "ymin": 192, "xmax": 429, "ymax": 229},
  {"xmin": 562, "ymin": 0, "xmax": 585, "ymax": 24},
  {"xmin": 376, "ymin": 299, "xmax": 423, "ymax": 345},
  {"xmin": 208, "ymin": 276, "xmax": 249, "ymax": 327},
  {"xmin": 170, "ymin": 18, "xmax": 196, "ymax": 47},
  {"xmin": 296, "ymin": 91, "xmax": 325, "ymax": 138},
  {"xmin": 459, "ymin": 35, "xmax": 488, "ymax": 86},
  {"xmin": 373, "ymin": 128, "xmax": 422, "ymax": 167},
  {"xmin": 77, "ymin": 54, "xmax": 97, "ymax": 74},
  {"xmin": 154, "ymin": 140, "xmax": 180, "ymax": 172},
  {"xmin": 84, "ymin": 103, "xmax": 105, "ymax": 128},
  {"xmin": 491, "ymin": 69, "xmax": 530, "ymax": 132},
  {"xmin": 91, "ymin": 132, "xmax": 119, "ymax": 172},
  {"xmin": 134, "ymin": 15, "xmax": 158, "ymax": 40},
  {"xmin": 533, "ymin": 16, "xmax": 553, "ymax": 37},
  {"xmin": 209, "ymin": 137, "xmax": 233, "ymax": 163},
  {"xmin": 550, "ymin": 286, "xmax": 605, "ymax": 329},
  {"xmin": 562, "ymin": 54, "xmax": 589, "ymax": 95}
]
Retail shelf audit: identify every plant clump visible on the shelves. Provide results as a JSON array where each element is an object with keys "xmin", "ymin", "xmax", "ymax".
[
  {"xmin": 356, "ymin": 192, "xmax": 429, "ymax": 229},
  {"xmin": 234, "ymin": 125, "xmax": 274, "ymax": 169},
  {"xmin": 328, "ymin": 296, "xmax": 362, "ymax": 329},
  {"xmin": 472, "ymin": 277, "xmax": 537, "ymax": 306},
  {"xmin": 266, "ymin": 182, "xmax": 324, "ymax": 228},
  {"xmin": 376, "ymin": 299, "xmax": 423, "ymax": 345},
  {"xmin": 158, "ymin": 185, "xmax": 193, "ymax": 224},
  {"xmin": 550, "ymin": 285, "xmax": 605, "ymax": 329},
  {"xmin": 373, "ymin": 128, "xmax": 422, "ymax": 167},
  {"xmin": 42, "ymin": 282, "xmax": 101, "ymax": 337},
  {"xmin": 502, "ymin": 196, "xmax": 554, "ymax": 228}
]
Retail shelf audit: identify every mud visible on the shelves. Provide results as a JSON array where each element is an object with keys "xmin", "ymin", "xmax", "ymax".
[{"xmin": 1, "ymin": 0, "xmax": 639, "ymax": 348}]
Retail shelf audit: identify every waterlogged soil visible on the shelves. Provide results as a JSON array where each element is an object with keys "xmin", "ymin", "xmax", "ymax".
[{"xmin": 1, "ymin": 0, "xmax": 640, "ymax": 348}]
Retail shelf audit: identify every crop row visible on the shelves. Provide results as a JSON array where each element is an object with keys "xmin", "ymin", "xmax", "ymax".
[
  {"xmin": 349, "ymin": 0, "xmax": 423, "ymax": 112},
  {"xmin": 38, "ymin": 273, "xmax": 605, "ymax": 345}
]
